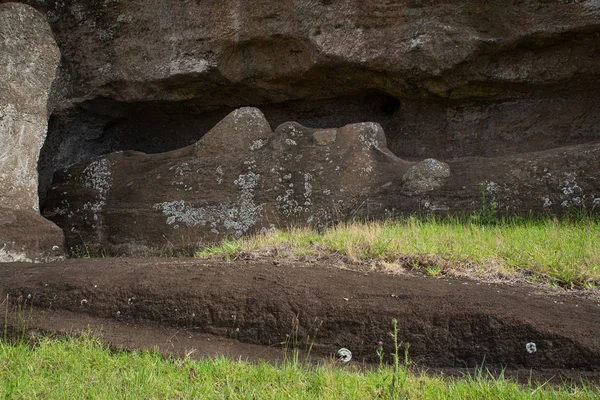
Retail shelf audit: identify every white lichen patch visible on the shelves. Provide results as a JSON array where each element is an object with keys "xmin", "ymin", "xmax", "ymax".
[
  {"xmin": 154, "ymin": 200, "xmax": 227, "ymax": 227},
  {"xmin": 216, "ymin": 166, "xmax": 224, "ymax": 185},
  {"xmin": 536, "ymin": 170, "xmax": 594, "ymax": 209},
  {"xmin": 250, "ymin": 139, "xmax": 266, "ymax": 151},
  {"xmin": 232, "ymin": 108, "xmax": 269, "ymax": 133},
  {"xmin": 154, "ymin": 172, "xmax": 263, "ymax": 238},
  {"xmin": 285, "ymin": 138, "xmax": 298, "ymax": 146},
  {"xmin": 359, "ymin": 133, "xmax": 380, "ymax": 151},
  {"xmin": 561, "ymin": 172, "xmax": 582, "ymax": 197},
  {"xmin": 485, "ymin": 181, "xmax": 501, "ymax": 195},
  {"xmin": 403, "ymin": 159, "xmax": 451, "ymax": 195},
  {"xmin": 170, "ymin": 162, "xmax": 191, "ymax": 177},
  {"xmin": 303, "ymin": 173, "xmax": 313, "ymax": 206},
  {"xmin": 45, "ymin": 198, "xmax": 74, "ymax": 219},
  {"xmin": 116, "ymin": 13, "xmax": 133, "ymax": 23},
  {"xmin": 82, "ymin": 159, "xmax": 112, "ymax": 196},
  {"xmin": 243, "ymin": 159, "xmax": 257, "ymax": 171},
  {"xmin": 0, "ymin": 245, "xmax": 31, "ymax": 263},
  {"xmin": 357, "ymin": 123, "xmax": 384, "ymax": 151},
  {"xmin": 286, "ymin": 124, "xmax": 304, "ymax": 138},
  {"xmin": 48, "ymin": 207, "xmax": 68, "ymax": 216},
  {"xmin": 276, "ymin": 188, "xmax": 304, "ymax": 216},
  {"xmin": 360, "ymin": 165, "xmax": 373, "ymax": 175},
  {"xmin": 69, "ymin": 3, "xmax": 86, "ymax": 21},
  {"xmin": 231, "ymin": 172, "xmax": 263, "ymax": 236},
  {"xmin": 541, "ymin": 196, "xmax": 552, "ymax": 208},
  {"xmin": 481, "ymin": 181, "xmax": 514, "ymax": 209},
  {"xmin": 410, "ymin": 35, "xmax": 428, "ymax": 52},
  {"xmin": 80, "ymin": 159, "xmax": 113, "ymax": 219},
  {"xmin": 423, "ymin": 200, "xmax": 449, "ymax": 212}
]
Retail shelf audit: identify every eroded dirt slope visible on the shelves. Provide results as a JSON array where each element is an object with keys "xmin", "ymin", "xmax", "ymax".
[{"xmin": 2, "ymin": 258, "xmax": 599, "ymax": 376}]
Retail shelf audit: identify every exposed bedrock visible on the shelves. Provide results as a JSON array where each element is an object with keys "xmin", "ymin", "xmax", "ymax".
[
  {"xmin": 44, "ymin": 108, "xmax": 600, "ymax": 254},
  {"xmin": 22, "ymin": 0, "xmax": 600, "ymax": 206},
  {"xmin": 14, "ymin": 0, "xmax": 600, "ymax": 106},
  {"xmin": 37, "ymin": 88, "xmax": 600, "ymax": 206},
  {"xmin": 0, "ymin": 3, "xmax": 64, "ymax": 262},
  {"xmin": 43, "ymin": 108, "xmax": 410, "ymax": 253}
]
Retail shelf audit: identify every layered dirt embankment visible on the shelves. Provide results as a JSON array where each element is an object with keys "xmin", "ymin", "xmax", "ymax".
[{"xmin": 2, "ymin": 258, "xmax": 599, "ymax": 377}]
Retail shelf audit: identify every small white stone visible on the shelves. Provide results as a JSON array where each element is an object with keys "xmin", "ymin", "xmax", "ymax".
[
  {"xmin": 338, "ymin": 348, "xmax": 352, "ymax": 363},
  {"xmin": 526, "ymin": 342, "xmax": 537, "ymax": 354}
]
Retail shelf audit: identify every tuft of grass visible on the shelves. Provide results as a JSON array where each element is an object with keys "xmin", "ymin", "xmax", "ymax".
[
  {"xmin": 69, "ymin": 243, "xmax": 110, "ymax": 259},
  {"xmin": 196, "ymin": 216, "xmax": 600, "ymax": 288},
  {"xmin": 2, "ymin": 295, "xmax": 34, "ymax": 345},
  {"xmin": 0, "ymin": 334, "xmax": 598, "ymax": 399}
]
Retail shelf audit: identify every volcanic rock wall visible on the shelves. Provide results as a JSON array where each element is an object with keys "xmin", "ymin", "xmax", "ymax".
[
  {"xmin": 0, "ymin": 0, "xmax": 599, "ymax": 253},
  {"xmin": 0, "ymin": 3, "xmax": 64, "ymax": 261},
  {"xmin": 15, "ymin": 0, "xmax": 598, "ymax": 203}
]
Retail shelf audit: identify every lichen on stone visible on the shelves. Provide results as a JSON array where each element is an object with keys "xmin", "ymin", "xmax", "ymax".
[
  {"xmin": 403, "ymin": 158, "xmax": 451, "ymax": 195},
  {"xmin": 0, "ymin": 244, "xmax": 31, "ymax": 263},
  {"xmin": 250, "ymin": 139, "xmax": 267, "ymax": 150},
  {"xmin": 303, "ymin": 173, "xmax": 313, "ymax": 206},
  {"xmin": 216, "ymin": 166, "xmax": 224, "ymax": 184},
  {"xmin": 154, "ymin": 171, "xmax": 263, "ymax": 237},
  {"xmin": 80, "ymin": 158, "xmax": 113, "ymax": 219},
  {"xmin": 357, "ymin": 122, "xmax": 384, "ymax": 151}
]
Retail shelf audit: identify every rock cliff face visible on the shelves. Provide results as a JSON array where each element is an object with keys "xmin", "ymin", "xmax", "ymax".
[
  {"xmin": 18, "ymin": 0, "xmax": 598, "ymax": 204},
  {"xmin": 0, "ymin": 3, "xmax": 64, "ymax": 262},
  {"xmin": 1, "ymin": 0, "xmax": 599, "ymax": 253}
]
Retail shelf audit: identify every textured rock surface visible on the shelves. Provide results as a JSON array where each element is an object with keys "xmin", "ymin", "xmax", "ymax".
[
  {"xmin": 43, "ymin": 108, "xmax": 414, "ymax": 253},
  {"xmin": 0, "ymin": 2, "xmax": 64, "ymax": 262},
  {"xmin": 15, "ymin": 0, "xmax": 600, "ymax": 106},
  {"xmin": 1, "ymin": 0, "xmax": 598, "ymax": 251},
  {"xmin": 403, "ymin": 158, "xmax": 451, "ymax": 195},
  {"xmin": 0, "ymin": 208, "xmax": 64, "ymax": 262},
  {"xmin": 12, "ymin": 0, "xmax": 597, "ymax": 206},
  {"xmin": 44, "ymin": 108, "xmax": 600, "ymax": 254},
  {"xmin": 0, "ymin": 2, "xmax": 59, "ymax": 210}
]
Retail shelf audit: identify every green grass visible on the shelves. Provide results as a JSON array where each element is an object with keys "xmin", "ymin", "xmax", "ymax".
[
  {"xmin": 196, "ymin": 216, "xmax": 600, "ymax": 288},
  {"xmin": 1, "ymin": 335, "xmax": 598, "ymax": 399}
]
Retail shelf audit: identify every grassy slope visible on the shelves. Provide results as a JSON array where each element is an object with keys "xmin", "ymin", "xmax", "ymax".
[
  {"xmin": 197, "ymin": 216, "xmax": 600, "ymax": 288},
  {"xmin": 1, "ymin": 336, "xmax": 598, "ymax": 399},
  {"xmin": 3, "ymin": 217, "xmax": 600, "ymax": 397}
]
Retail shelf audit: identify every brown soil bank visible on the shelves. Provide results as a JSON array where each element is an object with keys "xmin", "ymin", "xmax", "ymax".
[{"xmin": 1, "ymin": 258, "xmax": 599, "ymax": 375}]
